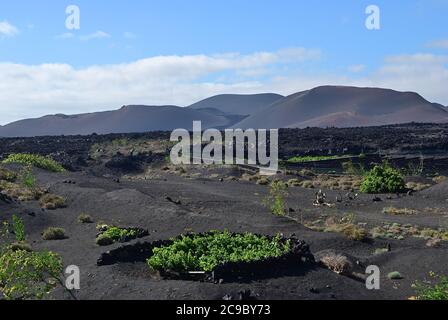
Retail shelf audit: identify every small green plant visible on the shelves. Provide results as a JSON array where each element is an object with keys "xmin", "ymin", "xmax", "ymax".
[
  {"xmin": 20, "ymin": 166, "xmax": 36, "ymax": 189},
  {"xmin": 414, "ymin": 273, "xmax": 448, "ymax": 300},
  {"xmin": 147, "ymin": 231, "xmax": 290, "ymax": 273},
  {"xmin": 12, "ymin": 215, "xmax": 25, "ymax": 242},
  {"xmin": 360, "ymin": 163, "xmax": 405, "ymax": 194},
  {"xmin": 0, "ymin": 248, "xmax": 63, "ymax": 300},
  {"xmin": 2, "ymin": 153, "xmax": 65, "ymax": 173},
  {"xmin": 388, "ymin": 271, "xmax": 403, "ymax": 280},
  {"xmin": 42, "ymin": 227, "xmax": 67, "ymax": 240},
  {"xmin": 263, "ymin": 180, "xmax": 289, "ymax": 216}
]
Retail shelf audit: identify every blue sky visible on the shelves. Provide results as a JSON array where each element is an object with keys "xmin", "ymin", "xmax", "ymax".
[{"xmin": 0, "ymin": 0, "xmax": 448, "ymax": 124}]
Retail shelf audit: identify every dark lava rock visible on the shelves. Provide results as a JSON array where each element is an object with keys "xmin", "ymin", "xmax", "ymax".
[{"xmin": 105, "ymin": 155, "xmax": 142, "ymax": 173}]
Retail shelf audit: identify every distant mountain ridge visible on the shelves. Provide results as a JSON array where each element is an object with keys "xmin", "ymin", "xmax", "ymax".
[
  {"xmin": 188, "ymin": 93, "xmax": 284, "ymax": 116},
  {"xmin": 0, "ymin": 105, "xmax": 244, "ymax": 137},
  {"xmin": 234, "ymin": 86, "xmax": 448, "ymax": 129},
  {"xmin": 1, "ymin": 86, "xmax": 447, "ymax": 137}
]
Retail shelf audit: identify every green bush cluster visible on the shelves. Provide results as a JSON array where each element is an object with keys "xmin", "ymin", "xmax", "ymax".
[
  {"xmin": 102, "ymin": 226, "xmax": 138, "ymax": 240},
  {"xmin": 414, "ymin": 274, "xmax": 448, "ymax": 300},
  {"xmin": 2, "ymin": 153, "xmax": 65, "ymax": 173},
  {"xmin": 287, "ymin": 155, "xmax": 350, "ymax": 163},
  {"xmin": 0, "ymin": 248, "xmax": 63, "ymax": 300},
  {"xmin": 1, "ymin": 215, "xmax": 66, "ymax": 300},
  {"xmin": 147, "ymin": 231, "xmax": 291, "ymax": 273},
  {"xmin": 96, "ymin": 226, "xmax": 139, "ymax": 246},
  {"xmin": 360, "ymin": 163, "xmax": 405, "ymax": 194}
]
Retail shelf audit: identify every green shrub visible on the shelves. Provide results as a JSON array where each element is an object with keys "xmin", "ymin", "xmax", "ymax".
[
  {"xmin": 360, "ymin": 163, "xmax": 405, "ymax": 193},
  {"xmin": 0, "ymin": 248, "xmax": 63, "ymax": 300},
  {"xmin": 102, "ymin": 226, "xmax": 137, "ymax": 241},
  {"xmin": 96, "ymin": 226, "xmax": 140, "ymax": 246},
  {"xmin": 20, "ymin": 166, "xmax": 36, "ymax": 189},
  {"xmin": 263, "ymin": 180, "xmax": 289, "ymax": 216},
  {"xmin": 147, "ymin": 231, "xmax": 290, "ymax": 273},
  {"xmin": 12, "ymin": 215, "xmax": 25, "ymax": 242},
  {"xmin": 42, "ymin": 227, "xmax": 67, "ymax": 240},
  {"xmin": 414, "ymin": 273, "xmax": 448, "ymax": 300},
  {"xmin": 2, "ymin": 153, "xmax": 65, "ymax": 173}
]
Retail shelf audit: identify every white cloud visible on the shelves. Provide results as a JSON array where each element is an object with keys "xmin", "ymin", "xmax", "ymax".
[
  {"xmin": 56, "ymin": 32, "xmax": 75, "ymax": 40},
  {"xmin": 367, "ymin": 53, "xmax": 448, "ymax": 104},
  {"xmin": 0, "ymin": 49, "xmax": 447, "ymax": 125},
  {"xmin": 0, "ymin": 21, "xmax": 19, "ymax": 37},
  {"xmin": 427, "ymin": 39, "xmax": 448, "ymax": 49},
  {"xmin": 348, "ymin": 64, "xmax": 365, "ymax": 73},
  {"xmin": 80, "ymin": 31, "xmax": 111, "ymax": 41}
]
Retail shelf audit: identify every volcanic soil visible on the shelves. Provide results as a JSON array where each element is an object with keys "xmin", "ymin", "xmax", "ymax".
[
  {"xmin": 1, "ymin": 125, "xmax": 448, "ymax": 300},
  {"xmin": 1, "ymin": 160, "xmax": 448, "ymax": 300}
]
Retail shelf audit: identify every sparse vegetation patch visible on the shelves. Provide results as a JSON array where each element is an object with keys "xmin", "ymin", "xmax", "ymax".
[
  {"xmin": 305, "ymin": 214, "xmax": 368, "ymax": 241},
  {"xmin": 382, "ymin": 207, "xmax": 418, "ymax": 216},
  {"xmin": 0, "ymin": 167, "xmax": 17, "ymax": 182},
  {"xmin": 2, "ymin": 153, "xmax": 65, "ymax": 173},
  {"xmin": 78, "ymin": 213, "xmax": 94, "ymax": 224},
  {"xmin": 39, "ymin": 194, "xmax": 67, "ymax": 210},
  {"xmin": 286, "ymin": 155, "xmax": 352, "ymax": 163},
  {"xmin": 0, "ymin": 180, "xmax": 44, "ymax": 201},
  {"xmin": 42, "ymin": 227, "xmax": 67, "ymax": 240},
  {"xmin": 371, "ymin": 223, "xmax": 448, "ymax": 241}
]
